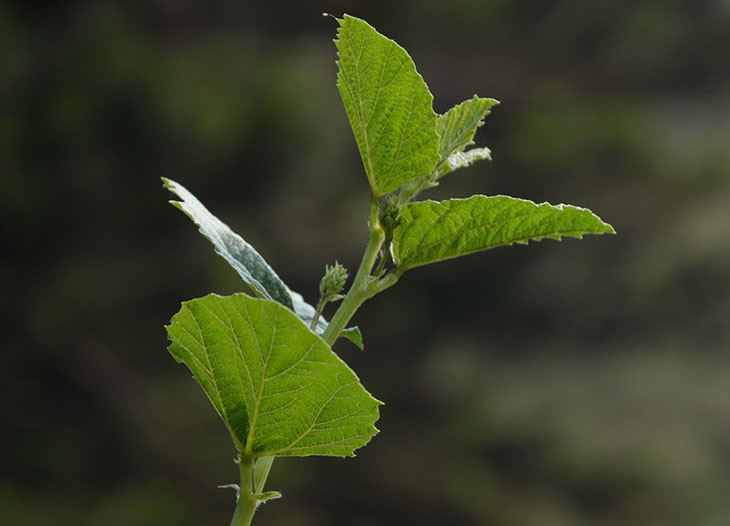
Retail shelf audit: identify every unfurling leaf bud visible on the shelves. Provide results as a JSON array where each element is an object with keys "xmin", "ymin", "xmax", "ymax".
[
  {"xmin": 380, "ymin": 194, "xmax": 402, "ymax": 234},
  {"xmin": 320, "ymin": 261, "xmax": 348, "ymax": 298}
]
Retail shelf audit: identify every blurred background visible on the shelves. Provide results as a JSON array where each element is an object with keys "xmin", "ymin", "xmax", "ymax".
[{"xmin": 2, "ymin": 1, "xmax": 729, "ymax": 525}]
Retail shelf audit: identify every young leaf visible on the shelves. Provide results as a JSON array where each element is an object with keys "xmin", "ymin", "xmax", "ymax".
[
  {"xmin": 164, "ymin": 178, "xmax": 363, "ymax": 348},
  {"xmin": 393, "ymin": 195, "xmax": 615, "ymax": 271},
  {"xmin": 443, "ymin": 147, "xmax": 492, "ymax": 174},
  {"xmin": 335, "ymin": 14, "xmax": 440, "ymax": 197},
  {"xmin": 341, "ymin": 326, "xmax": 364, "ymax": 350},
  {"xmin": 166, "ymin": 293, "xmax": 382, "ymax": 457},
  {"xmin": 162, "ymin": 178, "xmax": 294, "ymax": 310},
  {"xmin": 436, "ymin": 96, "xmax": 499, "ymax": 178}
]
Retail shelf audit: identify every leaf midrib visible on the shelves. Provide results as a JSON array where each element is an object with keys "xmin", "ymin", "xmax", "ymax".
[
  {"xmin": 340, "ymin": 19, "xmax": 426, "ymax": 196},
  {"xmin": 208, "ymin": 298, "xmax": 255, "ymax": 440},
  {"xmin": 349, "ymin": 22, "xmax": 377, "ymax": 191},
  {"xmin": 245, "ymin": 302, "xmax": 278, "ymax": 455}
]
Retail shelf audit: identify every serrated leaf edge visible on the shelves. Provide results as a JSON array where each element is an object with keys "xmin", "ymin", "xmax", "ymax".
[
  {"xmin": 395, "ymin": 195, "xmax": 616, "ymax": 270},
  {"xmin": 166, "ymin": 293, "xmax": 382, "ymax": 458},
  {"xmin": 335, "ymin": 14, "xmax": 439, "ymax": 197}
]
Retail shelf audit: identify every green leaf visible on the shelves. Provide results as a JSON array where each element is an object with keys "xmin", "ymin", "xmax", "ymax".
[
  {"xmin": 163, "ymin": 178, "xmax": 363, "ymax": 349},
  {"xmin": 162, "ymin": 178, "xmax": 294, "ymax": 311},
  {"xmin": 443, "ymin": 148, "xmax": 492, "ymax": 174},
  {"xmin": 437, "ymin": 96, "xmax": 498, "ymax": 161},
  {"xmin": 436, "ymin": 96, "xmax": 499, "ymax": 177},
  {"xmin": 335, "ymin": 14, "xmax": 440, "ymax": 197},
  {"xmin": 393, "ymin": 195, "xmax": 615, "ymax": 271},
  {"xmin": 341, "ymin": 326, "xmax": 364, "ymax": 350},
  {"xmin": 166, "ymin": 293, "xmax": 382, "ymax": 457}
]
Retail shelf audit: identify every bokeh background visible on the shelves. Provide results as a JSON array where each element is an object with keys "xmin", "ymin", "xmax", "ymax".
[{"xmin": 2, "ymin": 1, "xmax": 729, "ymax": 525}]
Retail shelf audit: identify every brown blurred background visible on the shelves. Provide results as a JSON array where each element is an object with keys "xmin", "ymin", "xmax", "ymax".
[{"xmin": 2, "ymin": 1, "xmax": 729, "ymax": 525}]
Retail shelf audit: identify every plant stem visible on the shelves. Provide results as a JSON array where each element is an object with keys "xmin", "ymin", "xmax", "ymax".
[
  {"xmin": 229, "ymin": 198, "xmax": 402, "ymax": 525},
  {"xmin": 230, "ymin": 455, "xmax": 257, "ymax": 526},
  {"xmin": 310, "ymin": 297, "xmax": 327, "ymax": 331},
  {"xmin": 232, "ymin": 200, "xmax": 395, "ymax": 524},
  {"xmin": 322, "ymin": 199, "xmax": 398, "ymax": 346}
]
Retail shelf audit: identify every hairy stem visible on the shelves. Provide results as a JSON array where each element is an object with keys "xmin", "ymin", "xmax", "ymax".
[
  {"xmin": 310, "ymin": 297, "xmax": 327, "ymax": 331},
  {"xmin": 322, "ymin": 199, "xmax": 398, "ymax": 346},
  {"xmin": 232, "ymin": 200, "xmax": 396, "ymax": 524},
  {"xmin": 230, "ymin": 455, "xmax": 257, "ymax": 526}
]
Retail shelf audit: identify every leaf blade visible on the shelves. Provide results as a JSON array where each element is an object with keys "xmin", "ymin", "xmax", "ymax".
[
  {"xmin": 335, "ymin": 15, "xmax": 439, "ymax": 197},
  {"xmin": 163, "ymin": 178, "xmax": 363, "ymax": 349},
  {"xmin": 163, "ymin": 178, "xmax": 294, "ymax": 310},
  {"xmin": 393, "ymin": 195, "xmax": 615, "ymax": 271},
  {"xmin": 436, "ymin": 96, "xmax": 499, "ymax": 177},
  {"xmin": 437, "ymin": 96, "xmax": 498, "ymax": 160},
  {"xmin": 166, "ymin": 294, "xmax": 381, "ymax": 457}
]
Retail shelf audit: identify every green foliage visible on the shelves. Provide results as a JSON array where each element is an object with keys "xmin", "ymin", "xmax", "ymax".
[
  {"xmin": 334, "ymin": 15, "xmax": 440, "ymax": 198},
  {"xmin": 393, "ymin": 196, "xmax": 615, "ymax": 272},
  {"xmin": 163, "ymin": 13, "xmax": 614, "ymax": 525},
  {"xmin": 162, "ymin": 177, "xmax": 294, "ymax": 310},
  {"xmin": 436, "ymin": 96, "xmax": 499, "ymax": 178},
  {"xmin": 163, "ymin": 177, "xmax": 363, "ymax": 349},
  {"xmin": 166, "ymin": 293, "xmax": 381, "ymax": 457}
]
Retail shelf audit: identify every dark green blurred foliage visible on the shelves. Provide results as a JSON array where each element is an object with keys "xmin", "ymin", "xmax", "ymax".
[{"xmin": 2, "ymin": 1, "xmax": 729, "ymax": 525}]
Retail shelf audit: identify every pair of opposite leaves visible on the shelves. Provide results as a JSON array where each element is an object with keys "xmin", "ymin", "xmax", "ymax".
[{"xmin": 164, "ymin": 15, "xmax": 615, "ymax": 462}]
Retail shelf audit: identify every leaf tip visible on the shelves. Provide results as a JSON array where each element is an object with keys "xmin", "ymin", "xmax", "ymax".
[
  {"xmin": 161, "ymin": 177, "xmax": 178, "ymax": 192},
  {"xmin": 341, "ymin": 326, "xmax": 365, "ymax": 350}
]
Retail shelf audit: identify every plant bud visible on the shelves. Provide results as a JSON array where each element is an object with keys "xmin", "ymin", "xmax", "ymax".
[
  {"xmin": 320, "ymin": 261, "xmax": 348, "ymax": 298},
  {"xmin": 380, "ymin": 194, "xmax": 402, "ymax": 233}
]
